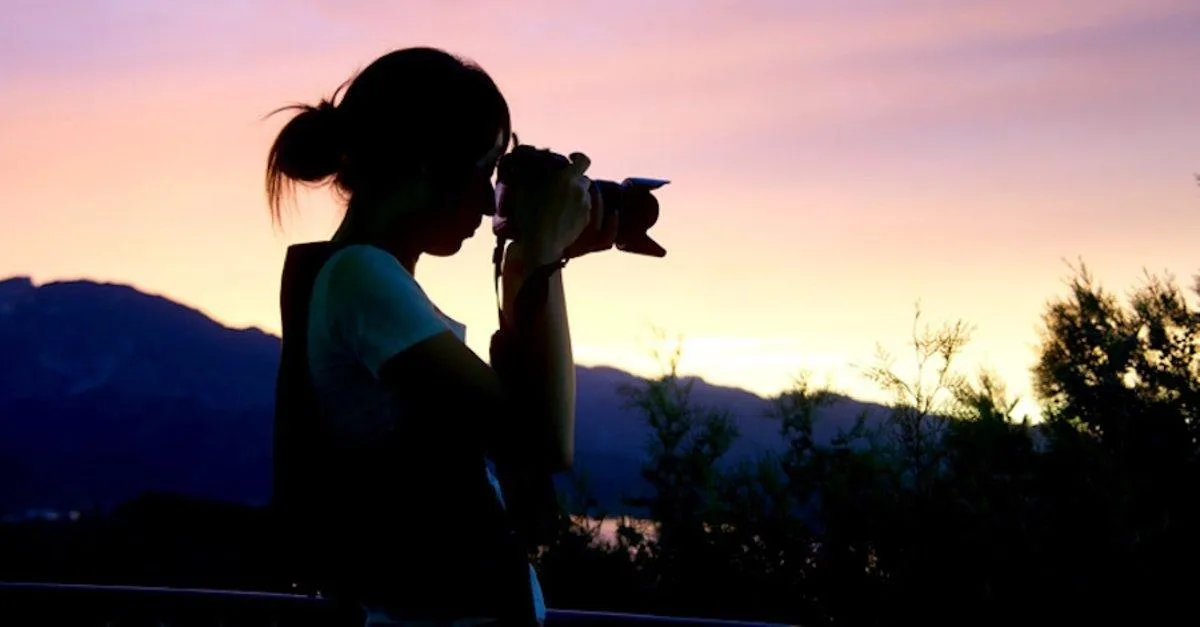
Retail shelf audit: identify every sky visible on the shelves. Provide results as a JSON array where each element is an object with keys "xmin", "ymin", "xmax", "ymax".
[{"xmin": 2, "ymin": 0, "xmax": 1198, "ymax": 419}]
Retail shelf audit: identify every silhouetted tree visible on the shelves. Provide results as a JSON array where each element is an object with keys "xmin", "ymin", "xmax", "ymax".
[
  {"xmin": 613, "ymin": 341, "xmax": 744, "ymax": 619},
  {"xmin": 8, "ymin": 262, "xmax": 1200, "ymax": 626},
  {"xmin": 1032, "ymin": 263, "xmax": 1200, "ymax": 618}
]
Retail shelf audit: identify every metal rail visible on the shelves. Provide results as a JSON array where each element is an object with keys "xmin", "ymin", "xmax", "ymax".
[{"xmin": 0, "ymin": 581, "xmax": 795, "ymax": 626}]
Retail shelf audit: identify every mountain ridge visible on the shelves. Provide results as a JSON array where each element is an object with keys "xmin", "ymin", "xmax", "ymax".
[{"xmin": 0, "ymin": 276, "xmax": 886, "ymax": 515}]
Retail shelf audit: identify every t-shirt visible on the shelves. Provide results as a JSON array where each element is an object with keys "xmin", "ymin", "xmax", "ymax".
[{"xmin": 305, "ymin": 244, "xmax": 545, "ymax": 624}]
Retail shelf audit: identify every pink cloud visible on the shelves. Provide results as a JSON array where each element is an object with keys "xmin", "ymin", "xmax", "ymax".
[{"xmin": 4, "ymin": 0, "xmax": 1196, "ymax": 195}]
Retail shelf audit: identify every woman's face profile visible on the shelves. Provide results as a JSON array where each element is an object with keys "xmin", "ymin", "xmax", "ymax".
[{"xmin": 418, "ymin": 129, "xmax": 508, "ymax": 257}]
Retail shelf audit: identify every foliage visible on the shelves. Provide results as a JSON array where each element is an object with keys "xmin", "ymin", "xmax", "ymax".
[
  {"xmin": 4, "ymin": 263, "xmax": 1199, "ymax": 625},
  {"xmin": 533, "ymin": 263, "xmax": 1200, "ymax": 624}
]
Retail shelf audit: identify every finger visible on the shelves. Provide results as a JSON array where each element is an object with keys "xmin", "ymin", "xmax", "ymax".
[
  {"xmin": 587, "ymin": 182, "xmax": 604, "ymax": 232},
  {"xmin": 572, "ymin": 176, "xmax": 592, "ymax": 217},
  {"xmin": 565, "ymin": 152, "xmax": 591, "ymax": 178},
  {"xmin": 577, "ymin": 191, "xmax": 593, "ymax": 234}
]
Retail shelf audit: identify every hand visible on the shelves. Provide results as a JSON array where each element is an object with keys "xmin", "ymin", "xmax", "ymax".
[
  {"xmin": 561, "ymin": 181, "xmax": 618, "ymax": 260},
  {"xmin": 520, "ymin": 152, "xmax": 593, "ymax": 266}
]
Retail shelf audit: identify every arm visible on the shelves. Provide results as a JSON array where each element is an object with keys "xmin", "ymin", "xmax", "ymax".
[
  {"xmin": 330, "ymin": 245, "xmax": 567, "ymax": 471},
  {"xmin": 498, "ymin": 240, "xmax": 576, "ymax": 472},
  {"xmin": 492, "ymin": 156, "xmax": 618, "ymax": 471},
  {"xmin": 327, "ymin": 246, "xmax": 507, "ymax": 447}
]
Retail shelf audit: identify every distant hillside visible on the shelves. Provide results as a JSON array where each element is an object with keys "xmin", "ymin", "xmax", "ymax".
[{"xmin": 0, "ymin": 276, "xmax": 886, "ymax": 515}]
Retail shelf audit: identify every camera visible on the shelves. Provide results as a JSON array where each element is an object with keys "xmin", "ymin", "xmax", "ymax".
[{"xmin": 492, "ymin": 144, "xmax": 669, "ymax": 257}]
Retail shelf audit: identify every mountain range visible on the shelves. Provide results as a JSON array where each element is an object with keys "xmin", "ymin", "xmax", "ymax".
[{"xmin": 0, "ymin": 276, "xmax": 886, "ymax": 516}]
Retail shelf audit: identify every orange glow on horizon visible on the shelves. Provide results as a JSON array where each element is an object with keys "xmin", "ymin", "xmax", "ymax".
[{"xmin": 2, "ymin": 1, "xmax": 1199, "ymax": 423}]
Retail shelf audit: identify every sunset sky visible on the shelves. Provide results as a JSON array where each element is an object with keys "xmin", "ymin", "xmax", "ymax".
[{"xmin": 2, "ymin": 0, "xmax": 1198, "ymax": 419}]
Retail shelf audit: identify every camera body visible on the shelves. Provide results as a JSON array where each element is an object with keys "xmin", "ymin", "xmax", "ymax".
[{"xmin": 492, "ymin": 144, "xmax": 668, "ymax": 257}]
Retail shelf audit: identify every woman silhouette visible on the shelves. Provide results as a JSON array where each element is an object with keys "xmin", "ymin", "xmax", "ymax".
[{"xmin": 266, "ymin": 47, "xmax": 616, "ymax": 626}]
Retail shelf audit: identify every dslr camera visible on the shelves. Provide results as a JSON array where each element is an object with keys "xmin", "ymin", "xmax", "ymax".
[{"xmin": 492, "ymin": 142, "xmax": 669, "ymax": 257}]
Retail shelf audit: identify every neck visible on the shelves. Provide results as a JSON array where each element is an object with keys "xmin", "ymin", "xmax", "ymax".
[{"xmin": 332, "ymin": 202, "xmax": 420, "ymax": 275}]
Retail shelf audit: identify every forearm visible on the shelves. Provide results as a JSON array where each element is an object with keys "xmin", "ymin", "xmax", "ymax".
[{"xmin": 499, "ymin": 241, "xmax": 576, "ymax": 471}]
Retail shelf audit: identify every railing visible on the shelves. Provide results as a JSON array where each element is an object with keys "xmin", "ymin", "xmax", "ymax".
[{"xmin": 0, "ymin": 581, "xmax": 795, "ymax": 626}]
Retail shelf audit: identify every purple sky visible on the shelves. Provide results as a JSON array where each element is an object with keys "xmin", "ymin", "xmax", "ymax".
[{"xmin": 2, "ymin": 1, "xmax": 1198, "ymax": 416}]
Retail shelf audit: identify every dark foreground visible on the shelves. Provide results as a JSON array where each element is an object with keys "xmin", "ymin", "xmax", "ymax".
[{"xmin": 0, "ymin": 581, "xmax": 794, "ymax": 626}]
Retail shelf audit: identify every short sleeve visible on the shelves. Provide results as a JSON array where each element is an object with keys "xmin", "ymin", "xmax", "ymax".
[{"xmin": 321, "ymin": 246, "xmax": 451, "ymax": 378}]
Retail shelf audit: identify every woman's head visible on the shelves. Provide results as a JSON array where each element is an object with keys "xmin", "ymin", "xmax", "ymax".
[{"xmin": 266, "ymin": 47, "xmax": 512, "ymax": 255}]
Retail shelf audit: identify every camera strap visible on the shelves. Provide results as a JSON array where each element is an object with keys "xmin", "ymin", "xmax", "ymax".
[
  {"xmin": 487, "ymin": 235, "xmax": 570, "ymax": 552},
  {"xmin": 491, "ymin": 235, "xmax": 567, "ymax": 333},
  {"xmin": 492, "ymin": 236, "xmax": 506, "ymax": 328}
]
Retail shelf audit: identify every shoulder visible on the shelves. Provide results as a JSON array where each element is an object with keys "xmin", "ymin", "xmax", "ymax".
[
  {"xmin": 312, "ymin": 246, "xmax": 454, "ymax": 376},
  {"xmin": 320, "ymin": 245, "xmax": 424, "ymax": 302},
  {"xmin": 325, "ymin": 244, "xmax": 407, "ymax": 284}
]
